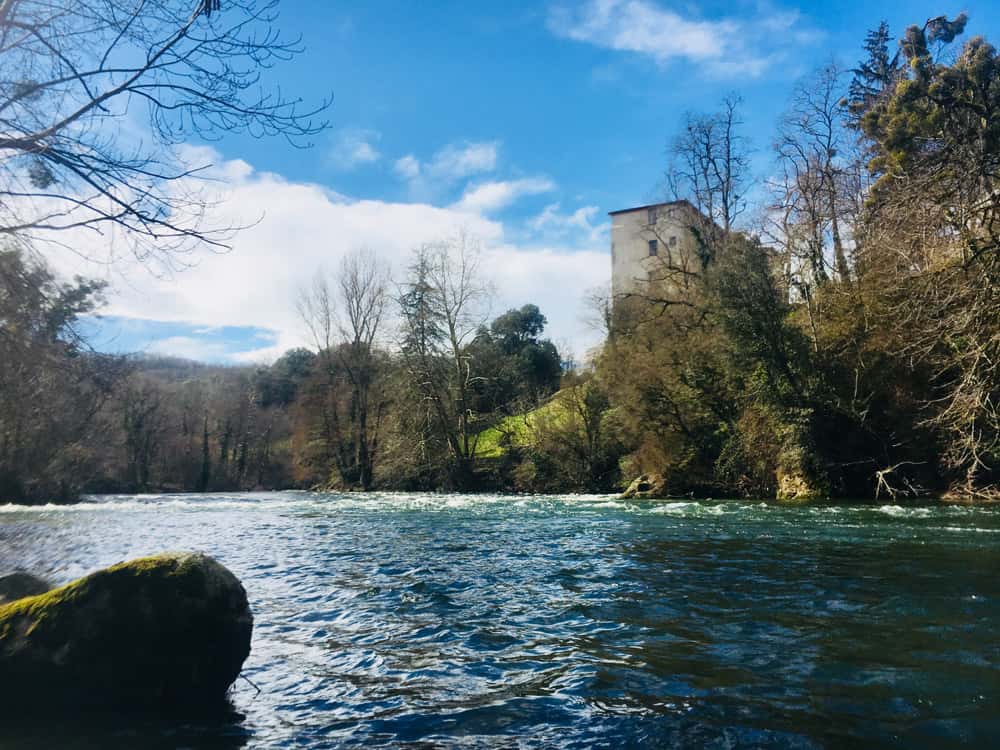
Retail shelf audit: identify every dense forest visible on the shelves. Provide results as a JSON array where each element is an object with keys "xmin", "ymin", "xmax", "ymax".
[{"xmin": 1, "ymin": 13, "xmax": 998, "ymax": 503}]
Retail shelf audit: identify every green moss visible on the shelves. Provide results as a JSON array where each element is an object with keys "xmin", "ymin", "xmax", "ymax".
[
  {"xmin": 0, "ymin": 553, "xmax": 205, "ymax": 638},
  {"xmin": 0, "ymin": 575, "xmax": 88, "ymax": 632},
  {"xmin": 103, "ymin": 552, "xmax": 195, "ymax": 579}
]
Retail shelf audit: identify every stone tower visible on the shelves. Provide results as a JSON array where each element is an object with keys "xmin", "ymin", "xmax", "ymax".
[{"xmin": 609, "ymin": 200, "xmax": 705, "ymax": 299}]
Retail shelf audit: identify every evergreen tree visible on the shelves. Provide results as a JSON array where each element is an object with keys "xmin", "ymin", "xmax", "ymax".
[
  {"xmin": 846, "ymin": 21, "xmax": 901, "ymax": 127},
  {"xmin": 398, "ymin": 252, "xmax": 445, "ymax": 359}
]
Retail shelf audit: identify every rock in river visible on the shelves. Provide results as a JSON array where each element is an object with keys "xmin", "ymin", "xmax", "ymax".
[
  {"xmin": 621, "ymin": 473, "xmax": 668, "ymax": 499},
  {"xmin": 0, "ymin": 571, "xmax": 51, "ymax": 604},
  {"xmin": 0, "ymin": 552, "xmax": 252, "ymax": 712}
]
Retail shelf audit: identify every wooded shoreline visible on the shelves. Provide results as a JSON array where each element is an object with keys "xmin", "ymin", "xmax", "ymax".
[{"xmin": 2, "ymin": 14, "xmax": 998, "ymax": 506}]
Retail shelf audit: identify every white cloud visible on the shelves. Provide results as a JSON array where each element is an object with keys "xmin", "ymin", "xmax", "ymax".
[
  {"xmin": 548, "ymin": 0, "xmax": 817, "ymax": 77},
  {"xmin": 483, "ymin": 244, "xmax": 608, "ymax": 359},
  {"xmin": 529, "ymin": 203, "xmax": 609, "ymax": 244},
  {"xmin": 395, "ymin": 141, "xmax": 500, "ymax": 190},
  {"xmin": 147, "ymin": 336, "xmax": 237, "ymax": 362},
  {"xmin": 453, "ymin": 177, "xmax": 555, "ymax": 214},
  {"xmin": 327, "ymin": 127, "xmax": 381, "ymax": 169},
  {"xmin": 40, "ymin": 149, "xmax": 608, "ymax": 363},
  {"xmin": 393, "ymin": 154, "xmax": 421, "ymax": 180},
  {"xmin": 428, "ymin": 141, "xmax": 499, "ymax": 180}
]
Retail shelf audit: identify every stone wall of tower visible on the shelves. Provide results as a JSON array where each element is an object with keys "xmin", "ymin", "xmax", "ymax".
[{"xmin": 610, "ymin": 202, "xmax": 703, "ymax": 299}]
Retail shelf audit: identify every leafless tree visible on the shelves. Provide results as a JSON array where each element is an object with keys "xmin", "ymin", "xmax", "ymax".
[
  {"xmin": 120, "ymin": 374, "xmax": 163, "ymax": 491},
  {"xmin": 297, "ymin": 249, "xmax": 389, "ymax": 489},
  {"xmin": 640, "ymin": 96, "xmax": 753, "ymax": 333},
  {"xmin": 0, "ymin": 0, "xmax": 329, "ymax": 268},
  {"xmin": 766, "ymin": 63, "xmax": 856, "ymax": 292},
  {"xmin": 667, "ymin": 95, "xmax": 751, "ymax": 241},
  {"xmin": 582, "ymin": 283, "xmax": 612, "ymax": 342},
  {"xmin": 863, "ymin": 178, "xmax": 1000, "ymax": 495}
]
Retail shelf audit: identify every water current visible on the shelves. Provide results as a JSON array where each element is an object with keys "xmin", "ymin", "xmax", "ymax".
[{"xmin": 0, "ymin": 492, "xmax": 997, "ymax": 748}]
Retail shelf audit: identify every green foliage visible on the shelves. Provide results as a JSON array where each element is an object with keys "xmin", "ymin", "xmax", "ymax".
[
  {"xmin": 862, "ymin": 14, "xmax": 986, "ymax": 184},
  {"xmin": 596, "ymin": 16, "xmax": 1000, "ymax": 501},
  {"xmin": 468, "ymin": 304, "xmax": 562, "ymax": 415},
  {"xmin": 713, "ymin": 238, "xmax": 811, "ymax": 406},
  {"xmin": 0, "ymin": 248, "xmax": 119, "ymax": 502},
  {"xmin": 846, "ymin": 21, "xmax": 902, "ymax": 127},
  {"xmin": 474, "ymin": 395, "xmax": 570, "ymax": 459},
  {"xmin": 525, "ymin": 379, "xmax": 624, "ymax": 492},
  {"xmin": 490, "ymin": 304, "xmax": 547, "ymax": 351},
  {"xmin": 5, "ymin": 14, "xmax": 998, "ymax": 501},
  {"xmin": 398, "ymin": 255, "xmax": 446, "ymax": 360},
  {"xmin": 858, "ymin": 16, "xmax": 1000, "ymax": 493},
  {"xmin": 255, "ymin": 348, "xmax": 315, "ymax": 408},
  {"xmin": 391, "ymin": 241, "xmax": 564, "ymax": 489}
]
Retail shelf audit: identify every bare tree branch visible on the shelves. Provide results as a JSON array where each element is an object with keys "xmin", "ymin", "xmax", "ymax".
[{"xmin": 0, "ymin": 0, "xmax": 330, "ymax": 268}]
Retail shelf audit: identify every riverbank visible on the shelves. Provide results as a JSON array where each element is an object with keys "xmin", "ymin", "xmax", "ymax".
[{"xmin": 8, "ymin": 474, "xmax": 999, "ymax": 508}]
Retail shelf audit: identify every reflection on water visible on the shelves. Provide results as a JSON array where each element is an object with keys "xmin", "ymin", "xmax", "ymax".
[
  {"xmin": 2, "ymin": 709, "xmax": 252, "ymax": 750},
  {"xmin": 1, "ymin": 493, "xmax": 998, "ymax": 748}
]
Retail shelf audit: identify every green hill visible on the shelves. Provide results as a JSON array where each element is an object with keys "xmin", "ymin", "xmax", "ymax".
[{"xmin": 474, "ymin": 390, "xmax": 574, "ymax": 458}]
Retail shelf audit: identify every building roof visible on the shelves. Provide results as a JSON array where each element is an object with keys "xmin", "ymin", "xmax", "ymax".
[{"xmin": 607, "ymin": 199, "xmax": 696, "ymax": 216}]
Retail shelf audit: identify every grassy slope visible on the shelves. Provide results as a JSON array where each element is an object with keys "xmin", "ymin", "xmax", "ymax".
[{"xmin": 474, "ymin": 391, "xmax": 573, "ymax": 458}]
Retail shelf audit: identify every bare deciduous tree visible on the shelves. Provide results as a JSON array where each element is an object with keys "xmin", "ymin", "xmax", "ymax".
[
  {"xmin": 297, "ymin": 249, "xmax": 389, "ymax": 489},
  {"xmin": 120, "ymin": 375, "xmax": 163, "ymax": 491},
  {"xmin": 667, "ymin": 95, "xmax": 751, "ymax": 242},
  {"xmin": 0, "ymin": 0, "xmax": 329, "ymax": 267},
  {"xmin": 767, "ymin": 63, "xmax": 856, "ymax": 292}
]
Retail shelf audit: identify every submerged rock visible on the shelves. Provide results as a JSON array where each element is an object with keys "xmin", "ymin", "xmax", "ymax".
[
  {"xmin": 621, "ymin": 473, "xmax": 668, "ymax": 499},
  {"xmin": 0, "ymin": 571, "xmax": 51, "ymax": 604},
  {"xmin": 0, "ymin": 552, "xmax": 252, "ymax": 712}
]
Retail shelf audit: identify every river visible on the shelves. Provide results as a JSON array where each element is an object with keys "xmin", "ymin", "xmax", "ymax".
[{"xmin": 0, "ymin": 492, "xmax": 998, "ymax": 748}]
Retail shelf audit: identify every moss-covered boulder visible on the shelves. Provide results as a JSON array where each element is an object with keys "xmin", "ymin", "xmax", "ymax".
[
  {"xmin": 0, "ymin": 571, "xmax": 51, "ymax": 604},
  {"xmin": 0, "ymin": 552, "xmax": 252, "ymax": 712}
]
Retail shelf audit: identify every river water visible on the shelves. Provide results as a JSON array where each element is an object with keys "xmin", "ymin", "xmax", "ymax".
[{"xmin": 0, "ymin": 493, "xmax": 997, "ymax": 749}]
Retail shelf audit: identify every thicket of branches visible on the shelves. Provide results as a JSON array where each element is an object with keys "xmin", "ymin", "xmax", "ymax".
[
  {"xmin": 602, "ymin": 13, "xmax": 999, "ymax": 501},
  {"xmin": 0, "ymin": 1, "xmax": 332, "ymax": 501},
  {"xmin": 0, "ymin": 0, "xmax": 328, "ymax": 265}
]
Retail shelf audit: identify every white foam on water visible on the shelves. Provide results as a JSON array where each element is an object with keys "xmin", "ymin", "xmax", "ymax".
[
  {"xmin": 874, "ymin": 505, "xmax": 934, "ymax": 518},
  {"xmin": 647, "ymin": 501, "xmax": 696, "ymax": 514},
  {"xmin": 0, "ymin": 496, "xmax": 311, "ymax": 513},
  {"xmin": 3, "ymin": 493, "xmax": 996, "ymax": 532},
  {"xmin": 936, "ymin": 526, "xmax": 1000, "ymax": 534}
]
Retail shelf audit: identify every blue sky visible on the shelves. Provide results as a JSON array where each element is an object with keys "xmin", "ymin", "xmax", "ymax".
[{"xmin": 76, "ymin": 0, "xmax": 1000, "ymax": 363}]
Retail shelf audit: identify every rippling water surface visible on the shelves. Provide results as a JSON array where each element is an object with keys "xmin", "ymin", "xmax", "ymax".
[{"xmin": 1, "ymin": 493, "xmax": 998, "ymax": 749}]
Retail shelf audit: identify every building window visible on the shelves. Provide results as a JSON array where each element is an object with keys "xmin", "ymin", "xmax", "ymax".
[
  {"xmin": 669, "ymin": 235, "xmax": 677, "ymax": 247},
  {"xmin": 648, "ymin": 239, "xmax": 658, "ymax": 257},
  {"xmin": 647, "ymin": 207, "xmax": 657, "ymax": 225}
]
